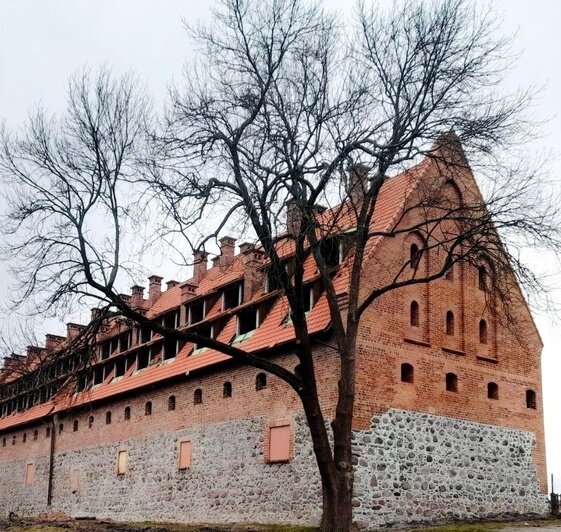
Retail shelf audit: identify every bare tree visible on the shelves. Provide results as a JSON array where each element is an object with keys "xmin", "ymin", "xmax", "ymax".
[{"xmin": 0, "ymin": 1, "xmax": 559, "ymax": 531}]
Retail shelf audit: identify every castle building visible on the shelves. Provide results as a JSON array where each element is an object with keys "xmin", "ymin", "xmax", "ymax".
[{"xmin": 0, "ymin": 140, "xmax": 547, "ymax": 528}]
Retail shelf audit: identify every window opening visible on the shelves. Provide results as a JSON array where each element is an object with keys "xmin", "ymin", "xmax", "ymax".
[
  {"xmin": 400, "ymin": 363, "xmax": 414, "ymax": 383},
  {"xmin": 124, "ymin": 406, "xmax": 131, "ymax": 421},
  {"xmin": 194, "ymin": 388, "xmax": 202, "ymax": 405},
  {"xmin": 446, "ymin": 311, "xmax": 455, "ymax": 336},
  {"xmin": 223, "ymin": 284, "xmax": 242, "ymax": 310},
  {"xmin": 479, "ymin": 319, "xmax": 488, "ymax": 344},
  {"xmin": 526, "ymin": 389, "xmax": 536, "ymax": 409},
  {"xmin": 106, "ymin": 411, "xmax": 112, "ymax": 425},
  {"xmin": 256, "ymin": 372, "xmax": 267, "ymax": 391},
  {"xmin": 145, "ymin": 401, "xmax": 152, "ymax": 416},
  {"xmin": 410, "ymin": 301, "xmax": 419, "ymax": 327},
  {"xmin": 445, "ymin": 373, "xmax": 458, "ymax": 392},
  {"xmin": 168, "ymin": 395, "xmax": 176, "ymax": 411},
  {"xmin": 188, "ymin": 301, "xmax": 205, "ymax": 325},
  {"xmin": 487, "ymin": 382, "xmax": 498, "ymax": 400},
  {"xmin": 223, "ymin": 381, "xmax": 232, "ymax": 398}
]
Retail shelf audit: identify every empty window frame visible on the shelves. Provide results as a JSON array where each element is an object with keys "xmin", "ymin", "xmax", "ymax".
[
  {"xmin": 268, "ymin": 424, "xmax": 291, "ymax": 463},
  {"xmin": 410, "ymin": 243, "xmax": 421, "ymax": 270},
  {"xmin": 162, "ymin": 311, "xmax": 178, "ymax": 330},
  {"xmin": 479, "ymin": 319, "xmax": 488, "ymax": 344},
  {"xmin": 194, "ymin": 388, "xmax": 202, "ymax": 405},
  {"xmin": 145, "ymin": 401, "xmax": 152, "ymax": 416},
  {"xmin": 25, "ymin": 463, "xmax": 34, "ymax": 485},
  {"xmin": 400, "ymin": 363, "xmax": 414, "ymax": 383},
  {"xmin": 445, "ymin": 373, "xmax": 458, "ymax": 392},
  {"xmin": 88, "ymin": 415, "xmax": 94, "ymax": 429},
  {"xmin": 178, "ymin": 440, "xmax": 191, "ymax": 470},
  {"xmin": 478, "ymin": 266, "xmax": 487, "ymax": 291},
  {"xmin": 194, "ymin": 323, "xmax": 213, "ymax": 351},
  {"xmin": 223, "ymin": 283, "xmax": 242, "ymax": 310},
  {"xmin": 238, "ymin": 308, "xmax": 258, "ymax": 336},
  {"xmin": 223, "ymin": 381, "xmax": 232, "ymax": 398},
  {"xmin": 93, "ymin": 366, "xmax": 104, "ymax": 385},
  {"xmin": 168, "ymin": 395, "xmax": 176, "ymax": 411},
  {"xmin": 410, "ymin": 301, "xmax": 420, "ymax": 327},
  {"xmin": 188, "ymin": 301, "xmax": 205, "ymax": 325},
  {"xmin": 445, "ymin": 311, "xmax": 455, "ymax": 336},
  {"xmin": 119, "ymin": 332, "xmax": 130, "ymax": 353},
  {"xmin": 256, "ymin": 372, "xmax": 267, "ymax": 391},
  {"xmin": 73, "ymin": 420, "xmax": 79, "ymax": 432},
  {"xmin": 116, "ymin": 450, "xmax": 127, "ymax": 475},
  {"xmin": 319, "ymin": 237, "xmax": 342, "ymax": 268},
  {"xmin": 487, "ymin": 382, "xmax": 499, "ymax": 400},
  {"xmin": 302, "ymin": 284, "xmax": 314, "ymax": 313},
  {"xmin": 100, "ymin": 342, "xmax": 111, "ymax": 360},
  {"xmin": 115, "ymin": 357, "xmax": 126, "ymax": 378},
  {"xmin": 526, "ymin": 389, "xmax": 537, "ymax": 409},
  {"xmin": 163, "ymin": 339, "xmax": 178, "ymax": 360},
  {"xmin": 137, "ymin": 349, "xmax": 149, "ymax": 370},
  {"xmin": 140, "ymin": 326, "xmax": 152, "ymax": 344},
  {"xmin": 106, "ymin": 411, "xmax": 112, "ymax": 425},
  {"xmin": 124, "ymin": 406, "xmax": 131, "ymax": 421}
]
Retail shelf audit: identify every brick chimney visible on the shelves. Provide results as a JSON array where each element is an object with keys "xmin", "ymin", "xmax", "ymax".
[
  {"xmin": 346, "ymin": 163, "xmax": 369, "ymax": 208},
  {"xmin": 45, "ymin": 334, "xmax": 65, "ymax": 352},
  {"xmin": 193, "ymin": 250, "xmax": 208, "ymax": 283},
  {"xmin": 286, "ymin": 199, "xmax": 302, "ymax": 236},
  {"xmin": 66, "ymin": 323, "xmax": 85, "ymax": 342},
  {"xmin": 26, "ymin": 345, "xmax": 46, "ymax": 365},
  {"xmin": 218, "ymin": 236, "xmax": 236, "ymax": 266},
  {"xmin": 166, "ymin": 280, "xmax": 179, "ymax": 290},
  {"xmin": 241, "ymin": 242, "xmax": 265, "ymax": 302},
  {"xmin": 130, "ymin": 285, "xmax": 145, "ymax": 308},
  {"xmin": 148, "ymin": 275, "xmax": 163, "ymax": 306}
]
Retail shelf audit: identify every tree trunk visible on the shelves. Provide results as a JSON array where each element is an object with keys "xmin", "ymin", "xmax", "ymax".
[{"xmin": 320, "ymin": 468, "xmax": 354, "ymax": 532}]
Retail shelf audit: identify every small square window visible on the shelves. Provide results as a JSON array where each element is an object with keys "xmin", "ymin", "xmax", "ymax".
[
  {"xmin": 268, "ymin": 424, "xmax": 291, "ymax": 463},
  {"xmin": 178, "ymin": 440, "xmax": 191, "ymax": 470},
  {"xmin": 116, "ymin": 450, "xmax": 127, "ymax": 475}
]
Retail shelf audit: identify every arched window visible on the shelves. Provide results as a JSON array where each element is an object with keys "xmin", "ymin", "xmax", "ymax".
[
  {"xmin": 410, "ymin": 301, "xmax": 420, "ymax": 327},
  {"xmin": 487, "ymin": 382, "xmax": 498, "ymax": 400},
  {"xmin": 526, "ymin": 389, "xmax": 537, "ymax": 409},
  {"xmin": 106, "ymin": 411, "xmax": 112, "ymax": 425},
  {"xmin": 223, "ymin": 382, "xmax": 232, "ymax": 398},
  {"xmin": 33, "ymin": 430, "xmax": 38, "ymax": 441},
  {"xmin": 145, "ymin": 401, "xmax": 152, "ymax": 416},
  {"xmin": 88, "ymin": 415, "xmax": 94, "ymax": 429},
  {"xmin": 478, "ymin": 266, "xmax": 487, "ymax": 291},
  {"xmin": 479, "ymin": 319, "xmax": 488, "ymax": 344},
  {"xmin": 73, "ymin": 420, "xmax": 79, "ymax": 432},
  {"xmin": 256, "ymin": 372, "xmax": 267, "ymax": 391},
  {"xmin": 124, "ymin": 406, "xmax": 131, "ymax": 421},
  {"xmin": 445, "ymin": 311, "xmax": 455, "ymax": 336},
  {"xmin": 410, "ymin": 244, "xmax": 421, "ymax": 269},
  {"xmin": 445, "ymin": 373, "xmax": 458, "ymax": 392},
  {"xmin": 58, "ymin": 423, "xmax": 64, "ymax": 435},
  {"xmin": 168, "ymin": 395, "xmax": 176, "ymax": 411},
  {"xmin": 400, "ymin": 363, "xmax": 414, "ymax": 383},
  {"xmin": 194, "ymin": 388, "xmax": 202, "ymax": 405}
]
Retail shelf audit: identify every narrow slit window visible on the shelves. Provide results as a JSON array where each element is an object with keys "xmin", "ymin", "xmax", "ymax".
[
  {"xmin": 124, "ymin": 406, "xmax": 131, "ymax": 421},
  {"xmin": 526, "ymin": 389, "xmax": 536, "ymax": 409},
  {"xmin": 479, "ymin": 319, "xmax": 488, "ymax": 344},
  {"xmin": 168, "ymin": 395, "xmax": 176, "ymax": 411},
  {"xmin": 145, "ymin": 401, "xmax": 152, "ymax": 416},
  {"xmin": 410, "ymin": 244, "xmax": 421, "ymax": 269},
  {"xmin": 194, "ymin": 388, "xmax": 202, "ymax": 405},
  {"xmin": 33, "ymin": 430, "xmax": 38, "ymax": 441},
  {"xmin": 478, "ymin": 266, "xmax": 487, "ymax": 291},
  {"xmin": 88, "ymin": 415, "xmax": 94, "ymax": 429},
  {"xmin": 106, "ymin": 411, "xmax": 112, "ymax": 425},
  {"xmin": 256, "ymin": 372, "xmax": 267, "ymax": 391},
  {"xmin": 445, "ymin": 373, "xmax": 458, "ymax": 392},
  {"xmin": 25, "ymin": 463, "xmax": 34, "ymax": 485},
  {"xmin": 445, "ymin": 311, "xmax": 455, "ymax": 336},
  {"xmin": 117, "ymin": 450, "xmax": 127, "ymax": 475},
  {"xmin": 487, "ymin": 382, "xmax": 498, "ymax": 400},
  {"xmin": 58, "ymin": 423, "xmax": 64, "ymax": 435},
  {"xmin": 400, "ymin": 363, "xmax": 414, "ymax": 383},
  {"xmin": 223, "ymin": 381, "xmax": 232, "ymax": 398},
  {"xmin": 410, "ymin": 301, "xmax": 419, "ymax": 327},
  {"xmin": 73, "ymin": 420, "xmax": 79, "ymax": 432}
]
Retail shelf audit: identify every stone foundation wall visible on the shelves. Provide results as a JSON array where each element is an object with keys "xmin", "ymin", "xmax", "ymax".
[
  {"xmin": 352, "ymin": 409, "xmax": 548, "ymax": 529},
  {"xmin": 0, "ymin": 410, "xmax": 547, "ymax": 528}
]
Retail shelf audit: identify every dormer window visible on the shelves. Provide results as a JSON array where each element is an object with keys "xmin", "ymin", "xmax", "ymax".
[
  {"xmin": 140, "ymin": 326, "xmax": 152, "ymax": 344},
  {"xmin": 303, "ymin": 285, "xmax": 314, "ymax": 313},
  {"xmin": 163, "ymin": 339, "xmax": 178, "ymax": 360},
  {"xmin": 188, "ymin": 300, "xmax": 205, "ymax": 325},
  {"xmin": 162, "ymin": 311, "xmax": 178, "ymax": 329},
  {"xmin": 100, "ymin": 342, "xmax": 110, "ymax": 360},
  {"xmin": 137, "ymin": 349, "xmax": 149, "ymax": 370},
  {"xmin": 319, "ymin": 237, "xmax": 342, "ymax": 268},
  {"xmin": 194, "ymin": 323, "xmax": 213, "ymax": 352},
  {"xmin": 115, "ymin": 357, "xmax": 126, "ymax": 377},
  {"xmin": 237, "ymin": 308, "xmax": 259, "ymax": 340},
  {"xmin": 119, "ymin": 332, "xmax": 130, "ymax": 352},
  {"xmin": 93, "ymin": 366, "xmax": 104, "ymax": 385},
  {"xmin": 223, "ymin": 283, "xmax": 242, "ymax": 310}
]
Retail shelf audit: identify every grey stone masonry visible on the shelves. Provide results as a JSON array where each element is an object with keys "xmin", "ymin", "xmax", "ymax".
[{"xmin": 352, "ymin": 409, "xmax": 548, "ymax": 530}]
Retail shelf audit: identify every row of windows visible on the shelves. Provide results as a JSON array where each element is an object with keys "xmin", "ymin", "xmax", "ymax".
[
  {"xmin": 22, "ymin": 421, "xmax": 292, "ymax": 487},
  {"xmin": 409, "ymin": 302, "xmax": 489, "ymax": 343},
  {"xmin": 1, "ymin": 373, "xmax": 269, "ymax": 447},
  {"xmin": 409, "ymin": 244, "xmax": 490, "ymax": 291},
  {"xmin": 399, "ymin": 363, "xmax": 537, "ymax": 408}
]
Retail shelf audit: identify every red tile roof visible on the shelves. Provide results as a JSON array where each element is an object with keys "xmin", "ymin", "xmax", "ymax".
[{"xmin": 0, "ymin": 157, "xmax": 427, "ymax": 432}]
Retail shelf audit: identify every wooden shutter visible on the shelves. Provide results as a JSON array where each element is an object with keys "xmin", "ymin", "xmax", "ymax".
[
  {"xmin": 178, "ymin": 440, "xmax": 191, "ymax": 470},
  {"xmin": 269, "ymin": 425, "xmax": 291, "ymax": 463}
]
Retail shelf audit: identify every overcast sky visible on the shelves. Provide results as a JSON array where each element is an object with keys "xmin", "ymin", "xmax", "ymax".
[{"xmin": 1, "ymin": 0, "xmax": 560, "ymax": 491}]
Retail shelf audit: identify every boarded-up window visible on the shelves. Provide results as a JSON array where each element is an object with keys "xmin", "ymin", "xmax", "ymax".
[
  {"xmin": 71, "ymin": 469, "xmax": 80, "ymax": 493},
  {"xmin": 269, "ymin": 425, "xmax": 291, "ymax": 463},
  {"xmin": 117, "ymin": 450, "xmax": 127, "ymax": 475},
  {"xmin": 25, "ymin": 463, "xmax": 34, "ymax": 485},
  {"xmin": 178, "ymin": 440, "xmax": 191, "ymax": 470}
]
